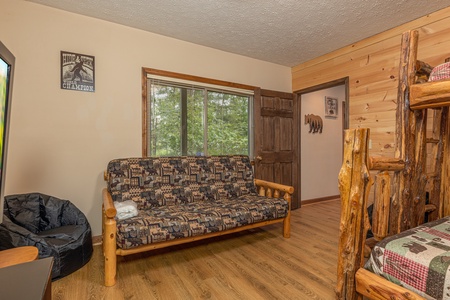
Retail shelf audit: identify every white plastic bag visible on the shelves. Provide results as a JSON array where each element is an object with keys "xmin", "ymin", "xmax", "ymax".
[{"xmin": 114, "ymin": 200, "xmax": 138, "ymax": 221}]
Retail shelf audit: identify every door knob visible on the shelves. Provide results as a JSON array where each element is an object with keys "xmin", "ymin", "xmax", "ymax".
[{"xmin": 255, "ymin": 156, "xmax": 262, "ymax": 161}]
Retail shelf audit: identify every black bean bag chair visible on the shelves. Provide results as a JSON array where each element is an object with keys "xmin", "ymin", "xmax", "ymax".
[{"xmin": 0, "ymin": 193, "xmax": 93, "ymax": 279}]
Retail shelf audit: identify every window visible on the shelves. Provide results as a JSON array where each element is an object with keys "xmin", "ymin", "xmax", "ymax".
[{"xmin": 143, "ymin": 69, "xmax": 254, "ymax": 157}]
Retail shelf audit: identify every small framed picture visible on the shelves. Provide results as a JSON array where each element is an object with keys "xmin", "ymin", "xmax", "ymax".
[
  {"xmin": 325, "ymin": 96, "xmax": 338, "ymax": 118},
  {"xmin": 61, "ymin": 51, "xmax": 95, "ymax": 92}
]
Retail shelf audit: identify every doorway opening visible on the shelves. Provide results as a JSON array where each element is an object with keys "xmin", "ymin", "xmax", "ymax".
[{"xmin": 295, "ymin": 77, "xmax": 349, "ymax": 204}]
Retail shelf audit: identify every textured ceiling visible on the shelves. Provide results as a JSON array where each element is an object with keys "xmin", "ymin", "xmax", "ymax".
[{"xmin": 25, "ymin": 0, "xmax": 450, "ymax": 67}]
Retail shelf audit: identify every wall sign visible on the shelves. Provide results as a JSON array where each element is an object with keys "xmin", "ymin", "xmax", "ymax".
[
  {"xmin": 61, "ymin": 51, "xmax": 95, "ymax": 92},
  {"xmin": 325, "ymin": 96, "xmax": 338, "ymax": 118}
]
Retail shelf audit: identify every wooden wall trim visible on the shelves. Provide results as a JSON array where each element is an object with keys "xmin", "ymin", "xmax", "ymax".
[
  {"xmin": 142, "ymin": 67, "xmax": 257, "ymax": 91},
  {"xmin": 92, "ymin": 235, "xmax": 102, "ymax": 246},
  {"xmin": 294, "ymin": 77, "xmax": 348, "ymax": 94},
  {"xmin": 302, "ymin": 195, "xmax": 340, "ymax": 205}
]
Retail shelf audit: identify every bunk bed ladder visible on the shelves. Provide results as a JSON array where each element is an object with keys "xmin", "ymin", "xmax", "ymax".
[{"xmin": 426, "ymin": 107, "xmax": 448, "ymax": 221}]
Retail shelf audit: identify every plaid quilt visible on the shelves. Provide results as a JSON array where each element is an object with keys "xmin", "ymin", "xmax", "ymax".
[
  {"xmin": 365, "ymin": 216, "xmax": 450, "ymax": 300},
  {"xmin": 429, "ymin": 62, "xmax": 450, "ymax": 82}
]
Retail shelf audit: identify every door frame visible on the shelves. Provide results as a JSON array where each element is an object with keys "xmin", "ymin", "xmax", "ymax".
[{"xmin": 294, "ymin": 77, "xmax": 349, "ymax": 203}]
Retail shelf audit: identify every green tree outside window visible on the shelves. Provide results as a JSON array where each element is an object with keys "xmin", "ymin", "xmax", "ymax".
[{"xmin": 149, "ymin": 82, "xmax": 250, "ymax": 156}]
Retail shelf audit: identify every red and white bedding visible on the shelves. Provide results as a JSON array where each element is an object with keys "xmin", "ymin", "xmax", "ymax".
[{"xmin": 366, "ymin": 216, "xmax": 450, "ymax": 300}]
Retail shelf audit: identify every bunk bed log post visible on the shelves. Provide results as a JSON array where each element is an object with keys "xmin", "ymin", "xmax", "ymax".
[
  {"xmin": 372, "ymin": 172, "xmax": 390, "ymax": 241},
  {"xmin": 336, "ymin": 128, "xmax": 373, "ymax": 300},
  {"xmin": 392, "ymin": 29, "xmax": 419, "ymax": 234},
  {"xmin": 405, "ymin": 31, "xmax": 430, "ymax": 227}
]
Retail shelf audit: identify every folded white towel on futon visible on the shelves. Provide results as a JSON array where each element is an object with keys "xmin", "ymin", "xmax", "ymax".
[{"xmin": 114, "ymin": 200, "xmax": 138, "ymax": 220}]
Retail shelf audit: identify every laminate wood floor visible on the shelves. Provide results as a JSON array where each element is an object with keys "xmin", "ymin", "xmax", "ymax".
[{"xmin": 52, "ymin": 199, "xmax": 340, "ymax": 300}]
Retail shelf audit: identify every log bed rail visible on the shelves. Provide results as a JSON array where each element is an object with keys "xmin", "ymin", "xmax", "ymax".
[{"xmin": 336, "ymin": 29, "xmax": 450, "ymax": 299}]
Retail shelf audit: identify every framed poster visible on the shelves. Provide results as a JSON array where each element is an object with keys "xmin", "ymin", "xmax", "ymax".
[
  {"xmin": 61, "ymin": 51, "xmax": 95, "ymax": 92},
  {"xmin": 324, "ymin": 96, "xmax": 338, "ymax": 118}
]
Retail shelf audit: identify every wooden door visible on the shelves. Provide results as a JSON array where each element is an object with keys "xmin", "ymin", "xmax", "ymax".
[{"xmin": 254, "ymin": 88, "xmax": 299, "ymax": 209}]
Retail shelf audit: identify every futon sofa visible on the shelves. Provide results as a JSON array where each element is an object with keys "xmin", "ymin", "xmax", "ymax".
[{"xmin": 102, "ymin": 155, "xmax": 293, "ymax": 286}]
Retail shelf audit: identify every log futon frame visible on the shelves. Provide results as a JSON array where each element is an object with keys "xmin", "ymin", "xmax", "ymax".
[
  {"xmin": 337, "ymin": 30, "xmax": 450, "ymax": 299},
  {"xmin": 102, "ymin": 155, "xmax": 293, "ymax": 287}
]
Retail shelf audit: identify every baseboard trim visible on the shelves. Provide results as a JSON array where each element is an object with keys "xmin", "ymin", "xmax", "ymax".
[
  {"xmin": 302, "ymin": 195, "xmax": 340, "ymax": 205},
  {"xmin": 92, "ymin": 235, "xmax": 102, "ymax": 246}
]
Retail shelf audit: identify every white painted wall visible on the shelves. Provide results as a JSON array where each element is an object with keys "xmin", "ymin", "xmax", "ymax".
[
  {"xmin": 0, "ymin": 0, "xmax": 292, "ymax": 236},
  {"xmin": 301, "ymin": 85, "xmax": 345, "ymax": 201}
]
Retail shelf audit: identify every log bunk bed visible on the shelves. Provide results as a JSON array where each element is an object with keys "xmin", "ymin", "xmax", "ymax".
[{"xmin": 337, "ymin": 30, "xmax": 450, "ymax": 300}]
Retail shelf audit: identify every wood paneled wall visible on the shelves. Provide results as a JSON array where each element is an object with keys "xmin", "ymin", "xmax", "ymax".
[{"xmin": 292, "ymin": 6, "xmax": 450, "ymax": 158}]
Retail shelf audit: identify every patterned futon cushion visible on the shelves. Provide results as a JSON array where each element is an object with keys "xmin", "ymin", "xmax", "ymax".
[
  {"xmin": 115, "ymin": 194, "xmax": 289, "ymax": 249},
  {"xmin": 106, "ymin": 155, "xmax": 257, "ymax": 209},
  {"xmin": 365, "ymin": 216, "xmax": 450, "ymax": 299}
]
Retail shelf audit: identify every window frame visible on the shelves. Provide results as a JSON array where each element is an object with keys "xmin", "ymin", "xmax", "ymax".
[{"xmin": 142, "ymin": 68, "xmax": 256, "ymax": 157}]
